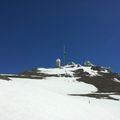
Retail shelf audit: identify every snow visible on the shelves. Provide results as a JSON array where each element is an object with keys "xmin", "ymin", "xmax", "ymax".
[
  {"xmin": 80, "ymin": 66, "xmax": 98, "ymax": 76},
  {"xmin": 0, "ymin": 77, "xmax": 120, "ymax": 120},
  {"xmin": 0, "ymin": 74, "xmax": 16, "ymax": 76},
  {"xmin": 113, "ymin": 78, "xmax": 120, "ymax": 83},
  {"xmin": 100, "ymin": 69, "xmax": 109, "ymax": 73},
  {"xmin": 110, "ymin": 95, "xmax": 120, "ymax": 100},
  {"xmin": 37, "ymin": 66, "xmax": 79, "ymax": 77},
  {"xmin": 38, "ymin": 68, "xmax": 70, "ymax": 75},
  {"xmin": 36, "ymin": 77, "xmax": 97, "ymax": 94},
  {"xmin": 38, "ymin": 65, "xmax": 99, "ymax": 77}
]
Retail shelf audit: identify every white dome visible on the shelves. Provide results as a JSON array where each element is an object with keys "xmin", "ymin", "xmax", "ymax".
[{"xmin": 56, "ymin": 58, "xmax": 61, "ymax": 62}]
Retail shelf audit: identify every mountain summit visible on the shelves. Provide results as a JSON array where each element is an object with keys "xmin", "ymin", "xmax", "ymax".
[
  {"xmin": 1, "ymin": 62, "xmax": 120, "ymax": 100},
  {"xmin": 0, "ymin": 62, "xmax": 120, "ymax": 120}
]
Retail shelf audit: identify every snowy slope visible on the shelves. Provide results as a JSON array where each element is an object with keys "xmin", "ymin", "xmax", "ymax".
[
  {"xmin": 32, "ymin": 77, "xmax": 97, "ymax": 94},
  {"xmin": 0, "ymin": 64, "xmax": 120, "ymax": 120},
  {"xmin": 0, "ymin": 77, "xmax": 120, "ymax": 120}
]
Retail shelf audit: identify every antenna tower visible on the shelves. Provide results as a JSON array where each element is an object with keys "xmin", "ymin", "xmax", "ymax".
[{"xmin": 64, "ymin": 45, "xmax": 67, "ymax": 66}]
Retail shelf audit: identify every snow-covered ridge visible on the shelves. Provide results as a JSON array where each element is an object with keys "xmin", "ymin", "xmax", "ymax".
[
  {"xmin": 1, "ymin": 63, "xmax": 120, "ymax": 100},
  {"xmin": 37, "ymin": 64, "xmax": 100, "ymax": 77},
  {"xmin": 0, "ymin": 63, "xmax": 120, "ymax": 120},
  {"xmin": 0, "ymin": 63, "xmax": 111, "ymax": 80},
  {"xmin": 37, "ymin": 66, "xmax": 78, "ymax": 77}
]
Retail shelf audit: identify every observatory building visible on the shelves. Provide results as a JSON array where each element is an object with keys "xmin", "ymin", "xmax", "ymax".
[{"xmin": 56, "ymin": 58, "xmax": 61, "ymax": 68}]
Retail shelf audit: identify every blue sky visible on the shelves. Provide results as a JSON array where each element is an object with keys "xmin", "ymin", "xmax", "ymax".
[{"xmin": 0, "ymin": 0, "xmax": 120, "ymax": 73}]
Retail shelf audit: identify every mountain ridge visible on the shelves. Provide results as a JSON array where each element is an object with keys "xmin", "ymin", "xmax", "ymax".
[{"xmin": 0, "ymin": 63, "xmax": 120, "ymax": 100}]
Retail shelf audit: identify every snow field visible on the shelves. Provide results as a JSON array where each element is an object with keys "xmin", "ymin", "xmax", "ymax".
[{"xmin": 0, "ymin": 78, "xmax": 120, "ymax": 120}]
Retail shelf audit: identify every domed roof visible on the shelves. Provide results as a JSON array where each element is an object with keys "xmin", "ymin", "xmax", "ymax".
[{"xmin": 56, "ymin": 58, "xmax": 61, "ymax": 62}]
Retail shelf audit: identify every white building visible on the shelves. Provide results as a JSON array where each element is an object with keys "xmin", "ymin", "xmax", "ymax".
[{"xmin": 56, "ymin": 58, "xmax": 61, "ymax": 68}]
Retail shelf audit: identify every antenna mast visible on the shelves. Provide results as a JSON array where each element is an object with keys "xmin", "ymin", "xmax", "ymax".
[{"xmin": 64, "ymin": 45, "xmax": 67, "ymax": 66}]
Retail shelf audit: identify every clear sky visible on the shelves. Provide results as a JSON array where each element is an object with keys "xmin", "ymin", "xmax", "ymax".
[{"xmin": 0, "ymin": 0, "xmax": 120, "ymax": 73}]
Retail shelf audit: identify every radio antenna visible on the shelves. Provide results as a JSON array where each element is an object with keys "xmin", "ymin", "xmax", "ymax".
[{"xmin": 63, "ymin": 45, "xmax": 67, "ymax": 66}]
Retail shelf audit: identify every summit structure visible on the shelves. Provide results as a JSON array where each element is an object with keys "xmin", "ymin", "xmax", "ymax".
[
  {"xmin": 56, "ymin": 58, "xmax": 61, "ymax": 68},
  {"xmin": 63, "ymin": 45, "xmax": 67, "ymax": 66}
]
